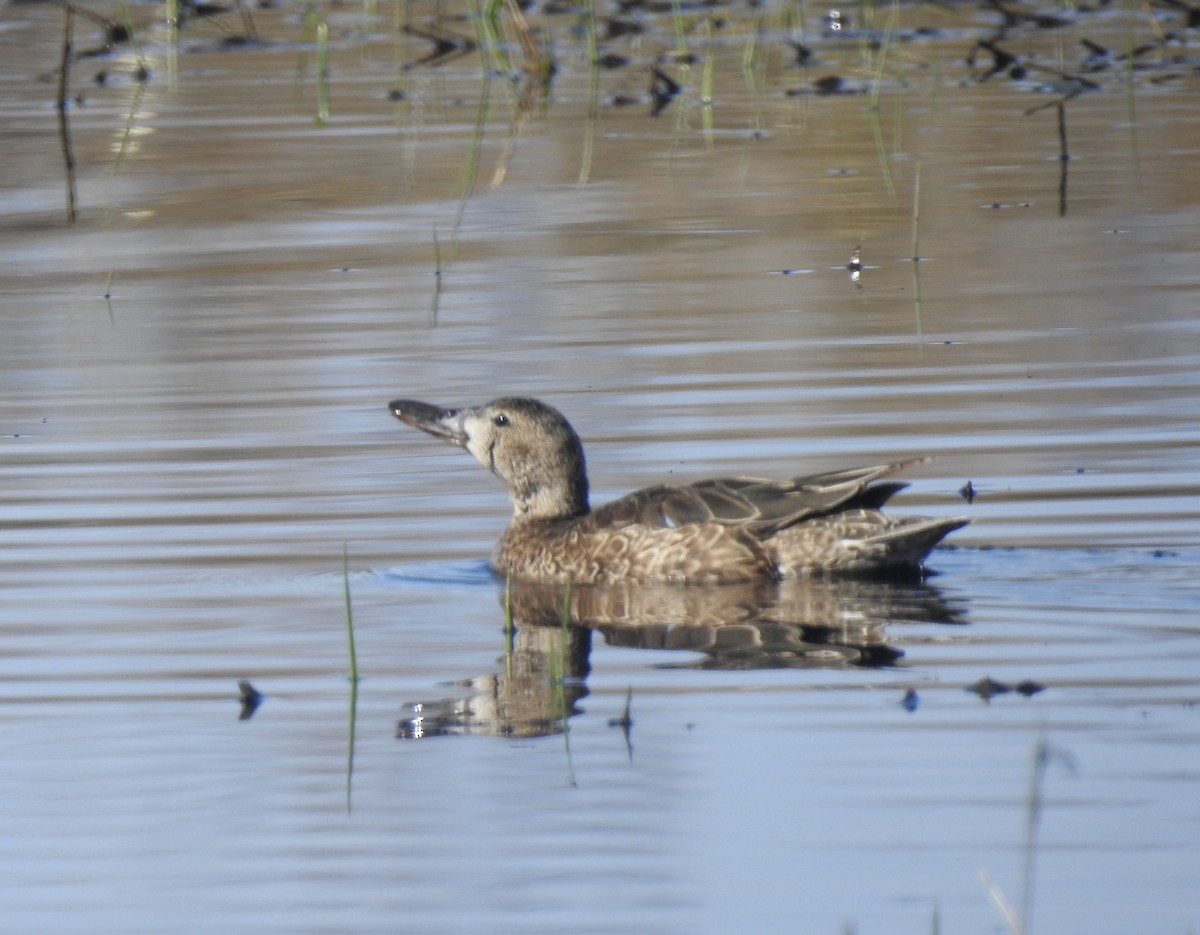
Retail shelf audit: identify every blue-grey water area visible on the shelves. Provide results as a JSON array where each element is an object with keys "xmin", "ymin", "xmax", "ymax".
[{"xmin": 2, "ymin": 0, "xmax": 1199, "ymax": 931}]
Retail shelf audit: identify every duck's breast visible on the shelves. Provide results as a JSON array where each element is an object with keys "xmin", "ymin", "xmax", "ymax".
[{"xmin": 494, "ymin": 520, "xmax": 774, "ymax": 584}]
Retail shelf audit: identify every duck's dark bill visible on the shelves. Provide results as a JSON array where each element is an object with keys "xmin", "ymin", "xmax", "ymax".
[{"xmin": 388, "ymin": 399, "xmax": 466, "ymax": 444}]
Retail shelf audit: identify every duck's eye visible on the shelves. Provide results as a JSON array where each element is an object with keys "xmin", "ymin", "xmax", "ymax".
[{"xmin": 493, "ymin": 414, "xmax": 509, "ymax": 427}]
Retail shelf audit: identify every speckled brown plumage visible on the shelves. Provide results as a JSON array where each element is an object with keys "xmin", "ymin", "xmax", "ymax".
[{"xmin": 388, "ymin": 396, "xmax": 968, "ymax": 584}]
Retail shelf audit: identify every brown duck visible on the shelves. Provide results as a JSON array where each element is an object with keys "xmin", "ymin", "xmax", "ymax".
[{"xmin": 388, "ymin": 397, "xmax": 968, "ymax": 584}]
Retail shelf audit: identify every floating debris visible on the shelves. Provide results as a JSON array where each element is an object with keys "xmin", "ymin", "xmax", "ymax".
[
  {"xmin": 608, "ymin": 687, "xmax": 635, "ymax": 759},
  {"xmin": 650, "ymin": 66, "xmax": 680, "ymax": 117},
  {"xmin": 788, "ymin": 41, "xmax": 814, "ymax": 66},
  {"xmin": 402, "ymin": 24, "xmax": 476, "ymax": 69},
  {"xmin": 605, "ymin": 17, "xmax": 643, "ymax": 40},
  {"xmin": 814, "ymin": 74, "xmax": 844, "ymax": 95},
  {"xmin": 607, "ymin": 687, "xmax": 634, "ymax": 730},
  {"xmin": 237, "ymin": 679, "xmax": 263, "ymax": 720},
  {"xmin": 968, "ymin": 676, "xmax": 1012, "ymax": 701},
  {"xmin": 968, "ymin": 677, "xmax": 1047, "ymax": 701},
  {"xmin": 847, "ymin": 245, "xmax": 863, "ymax": 285},
  {"xmin": 597, "ymin": 53, "xmax": 630, "ymax": 69}
]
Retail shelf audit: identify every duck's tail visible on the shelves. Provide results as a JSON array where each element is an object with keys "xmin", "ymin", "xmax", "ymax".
[{"xmin": 771, "ymin": 511, "xmax": 969, "ymax": 578}]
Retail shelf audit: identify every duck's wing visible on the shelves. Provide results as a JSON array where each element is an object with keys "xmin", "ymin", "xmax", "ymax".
[{"xmin": 586, "ymin": 459, "xmax": 931, "ymax": 537}]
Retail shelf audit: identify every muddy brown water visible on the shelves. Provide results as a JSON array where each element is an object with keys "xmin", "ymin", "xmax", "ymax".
[{"xmin": 2, "ymin": 1, "xmax": 1199, "ymax": 932}]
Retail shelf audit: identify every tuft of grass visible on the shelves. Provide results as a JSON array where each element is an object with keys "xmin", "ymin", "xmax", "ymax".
[
  {"xmin": 391, "ymin": 0, "xmax": 409, "ymax": 98},
  {"xmin": 699, "ymin": 20, "xmax": 715, "ymax": 143},
  {"xmin": 114, "ymin": 0, "xmax": 150, "ymax": 78},
  {"xmin": 505, "ymin": 0, "xmax": 553, "ymax": 94},
  {"xmin": 863, "ymin": 0, "xmax": 902, "ymax": 196},
  {"xmin": 668, "ymin": 0, "xmax": 688, "ymax": 60},
  {"xmin": 316, "ymin": 20, "xmax": 331, "ymax": 124},
  {"xmin": 451, "ymin": 74, "xmax": 493, "ymax": 227},
  {"xmin": 576, "ymin": 0, "xmax": 600, "ymax": 185},
  {"xmin": 108, "ymin": 78, "xmax": 148, "ymax": 182},
  {"xmin": 473, "ymin": 0, "xmax": 508, "ymax": 75},
  {"xmin": 1122, "ymin": 18, "xmax": 1139, "ymax": 180}
]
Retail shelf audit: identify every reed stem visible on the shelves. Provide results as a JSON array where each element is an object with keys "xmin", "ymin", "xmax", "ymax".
[{"xmin": 57, "ymin": 4, "xmax": 77, "ymax": 224}]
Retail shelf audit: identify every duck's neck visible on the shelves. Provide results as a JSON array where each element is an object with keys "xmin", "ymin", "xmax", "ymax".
[
  {"xmin": 493, "ymin": 429, "xmax": 591, "ymax": 522},
  {"xmin": 510, "ymin": 471, "xmax": 589, "ymax": 521}
]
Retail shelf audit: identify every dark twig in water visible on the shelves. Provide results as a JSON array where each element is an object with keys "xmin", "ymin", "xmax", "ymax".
[
  {"xmin": 232, "ymin": 0, "xmax": 258, "ymax": 43},
  {"xmin": 1056, "ymin": 101, "xmax": 1069, "ymax": 217},
  {"xmin": 608, "ymin": 687, "xmax": 634, "ymax": 760},
  {"xmin": 57, "ymin": 4, "xmax": 78, "ymax": 224},
  {"xmin": 650, "ymin": 66, "xmax": 680, "ymax": 117},
  {"xmin": 68, "ymin": 3, "xmax": 130, "ymax": 57},
  {"xmin": 968, "ymin": 39, "xmax": 1019, "ymax": 81},
  {"xmin": 237, "ymin": 679, "xmax": 263, "ymax": 719},
  {"xmin": 403, "ymin": 24, "xmax": 476, "ymax": 69}
]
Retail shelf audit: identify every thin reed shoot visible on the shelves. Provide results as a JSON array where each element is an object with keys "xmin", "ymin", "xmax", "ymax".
[
  {"xmin": 342, "ymin": 544, "xmax": 360, "ymax": 812},
  {"xmin": 316, "ymin": 20, "xmax": 331, "ymax": 123},
  {"xmin": 555, "ymin": 581, "xmax": 577, "ymax": 787},
  {"xmin": 342, "ymin": 544, "xmax": 359, "ymax": 684}
]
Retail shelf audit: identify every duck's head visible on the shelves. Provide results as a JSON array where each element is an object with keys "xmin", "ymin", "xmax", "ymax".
[{"xmin": 389, "ymin": 397, "xmax": 590, "ymax": 520}]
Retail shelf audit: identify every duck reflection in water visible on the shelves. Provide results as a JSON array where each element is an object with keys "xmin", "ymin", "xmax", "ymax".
[{"xmin": 397, "ymin": 575, "xmax": 967, "ymax": 740}]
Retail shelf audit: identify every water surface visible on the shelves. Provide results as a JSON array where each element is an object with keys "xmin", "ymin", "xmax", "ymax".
[{"xmin": 2, "ymin": 0, "xmax": 1199, "ymax": 932}]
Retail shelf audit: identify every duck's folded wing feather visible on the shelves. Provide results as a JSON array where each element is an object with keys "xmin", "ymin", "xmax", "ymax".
[{"xmin": 584, "ymin": 460, "xmax": 930, "ymax": 536}]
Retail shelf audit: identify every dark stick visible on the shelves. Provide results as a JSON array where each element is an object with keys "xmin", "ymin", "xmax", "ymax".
[
  {"xmin": 57, "ymin": 3, "xmax": 78, "ymax": 224},
  {"xmin": 1056, "ymin": 100, "xmax": 1069, "ymax": 217}
]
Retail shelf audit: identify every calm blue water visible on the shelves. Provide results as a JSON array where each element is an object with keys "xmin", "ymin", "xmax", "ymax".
[{"xmin": 2, "ymin": 0, "xmax": 1199, "ymax": 932}]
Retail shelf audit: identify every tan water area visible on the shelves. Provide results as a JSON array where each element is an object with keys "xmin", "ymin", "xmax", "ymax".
[{"xmin": 2, "ymin": 0, "xmax": 1199, "ymax": 931}]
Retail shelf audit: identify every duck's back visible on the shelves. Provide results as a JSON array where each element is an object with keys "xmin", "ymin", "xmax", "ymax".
[{"xmin": 492, "ymin": 467, "xmax": 966, "ymax": 584}]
